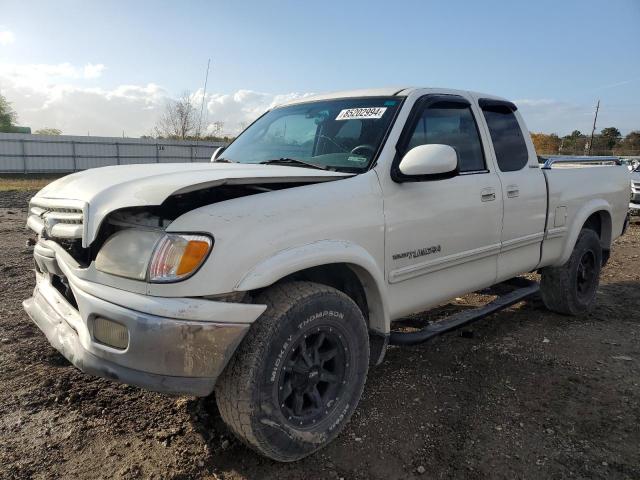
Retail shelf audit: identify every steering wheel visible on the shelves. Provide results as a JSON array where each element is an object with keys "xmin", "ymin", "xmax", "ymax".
[{"xmin": 350, "ymin": 144, "xmax": 376, "ymax": 156}]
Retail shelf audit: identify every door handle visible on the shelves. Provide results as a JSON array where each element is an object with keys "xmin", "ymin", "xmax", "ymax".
[
  {"xmin": 507, "ymin": 185, "xmax": 520, "ymax": 198},
  {"xmin": 481, "ymin": 187, "xmax": 496, "ymax": 202}
]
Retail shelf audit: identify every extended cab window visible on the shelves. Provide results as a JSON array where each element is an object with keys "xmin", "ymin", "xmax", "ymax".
[
  {"xmin": 406, "ymin": 102, "xmax": 486, "ymax": 173},
  {"xmin": 481, "ymin": 105, "xmax": 529, "ymax": 172}
]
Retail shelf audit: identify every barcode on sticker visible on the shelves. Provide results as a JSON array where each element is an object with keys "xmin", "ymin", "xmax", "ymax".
[{"xmin": 335, "ymin": 107, "xmax": 387, "ymax": 120}]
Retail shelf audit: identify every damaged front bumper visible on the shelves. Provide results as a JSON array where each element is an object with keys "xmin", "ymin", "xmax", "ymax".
[{"xmin": 23, "ymin": 240, "xmax": 265, "ymax": 396}]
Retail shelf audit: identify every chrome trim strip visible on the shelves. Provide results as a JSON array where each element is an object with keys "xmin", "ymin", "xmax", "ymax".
[
  {"xmin": 545, "ymin": 227, "xmax": 567, "ymax": 239},
  {"xmin": 389, "ymin": 243, "xmax": 501, "ymax": 284},
  {"xmin": 500, "ymin": 232, "xmax": 545, "ymax": 253}
]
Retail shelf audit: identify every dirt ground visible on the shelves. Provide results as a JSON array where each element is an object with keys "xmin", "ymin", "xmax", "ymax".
[{"xmin": 1, "ymin": 189, "xmax": 638, "ymax": 480}]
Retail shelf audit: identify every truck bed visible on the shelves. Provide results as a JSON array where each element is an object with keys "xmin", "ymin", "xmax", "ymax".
[{"xmin": 539, "ymin": 159, "xmax": 630, "ymax": 267}]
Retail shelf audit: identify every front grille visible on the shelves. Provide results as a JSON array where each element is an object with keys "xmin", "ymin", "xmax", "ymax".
[
  {"xmin": 27, "ymin": 198, "xmax": 86, "ymax": 241},
  {"xmin": 632, "ymin": 181, "xmax": 640, "ymax": 191}
]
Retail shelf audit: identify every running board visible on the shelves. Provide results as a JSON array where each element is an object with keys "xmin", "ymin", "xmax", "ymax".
[{"xmin": 389, "ymin": 279, "xmax": 540, "ymax": 346}]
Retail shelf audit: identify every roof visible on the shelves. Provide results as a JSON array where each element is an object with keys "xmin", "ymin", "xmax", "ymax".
[
  {"xmin": 276, "ymin": 87, "xmax": 509, "ymax": 108},
  {"xmin": 277, "ymin": 87, "xmax": 410, "ymax": 107}
]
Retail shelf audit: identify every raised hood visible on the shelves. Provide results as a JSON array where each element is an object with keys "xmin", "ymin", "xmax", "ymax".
[{"xmin": 31, "ymin": 162, "xmax": 351, "ymax": 246}]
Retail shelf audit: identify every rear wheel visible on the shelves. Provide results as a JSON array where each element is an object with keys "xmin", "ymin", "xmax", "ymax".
[
  {"xmin": 216, "ymin": 281, "xmax": 369, "ymax": 462},
  {"xmin": 540, "ymin": 228, "xmax": 602, "ymax": 315}
]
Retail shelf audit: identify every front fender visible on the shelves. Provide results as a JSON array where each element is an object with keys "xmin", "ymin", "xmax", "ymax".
[{"xmin": 235, "ymin": 240, "xmax": 390, "ymax": 333}]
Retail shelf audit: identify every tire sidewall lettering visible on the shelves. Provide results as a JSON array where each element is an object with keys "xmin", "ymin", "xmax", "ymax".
[{"xmin": 259, "ymin": 298, "xmax": 365, "ymax": 439}]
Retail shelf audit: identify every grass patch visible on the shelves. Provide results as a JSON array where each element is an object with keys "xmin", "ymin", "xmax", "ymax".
[{"xmin": 0, "ymin": 174, "xmax": 63, "ymax": 191}]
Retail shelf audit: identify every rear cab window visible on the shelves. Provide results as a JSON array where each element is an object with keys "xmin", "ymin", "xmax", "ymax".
[{"xmin": 479, "ymin": 100, "xmax": 529, "ymax": 172}]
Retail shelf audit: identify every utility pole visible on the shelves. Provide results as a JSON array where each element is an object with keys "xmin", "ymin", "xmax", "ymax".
[{"xmin": 588, "ymin": 100, "xmax": 600, "ymax": 155}]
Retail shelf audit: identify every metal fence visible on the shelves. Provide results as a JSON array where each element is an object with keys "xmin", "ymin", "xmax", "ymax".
[{"xmin": 0, "ymin": 132, "xmax": 226, "ymax": 173}]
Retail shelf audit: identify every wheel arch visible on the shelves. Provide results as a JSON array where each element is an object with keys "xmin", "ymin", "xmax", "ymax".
[
  {"xmin": 235, "ymin": 240, "xmax": 390, "ymax": 335},
  {"xmin": 555, "ymin": 200, "xmax": 612, "ymax": 266}
]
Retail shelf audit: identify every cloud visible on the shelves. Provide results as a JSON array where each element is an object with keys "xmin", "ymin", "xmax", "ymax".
[
  {"xmin": 83, "ymin": 63, "xmax": 105, "ymax": 79},
  {"xmin": 1, "ymin": 60, "xmax": 636, "ymax": 138},
  {"xmin": 0, "ymin": 30, "xmax": 15, "ymax": 46},
  {"xmin": 196, "ymin": 89, "xmax": 315, "ymax": 135},
  {"xmin": 0, "ymin": 61, "xmax": 312, "ymax": 136}
]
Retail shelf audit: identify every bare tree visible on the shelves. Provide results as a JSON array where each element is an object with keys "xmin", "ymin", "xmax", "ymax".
[
  {"xmin": 155, "ymin": 91, "xmax": 198, "ymax": 139},
  {"xmin": 209, "ymin": 121, "xmax": 224, "ymax": 137}
]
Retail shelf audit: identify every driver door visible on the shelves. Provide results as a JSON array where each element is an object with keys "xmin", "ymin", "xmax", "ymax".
[{"xmin": 383, "ymin": 95, "xmax": 504, "ymax": 317}]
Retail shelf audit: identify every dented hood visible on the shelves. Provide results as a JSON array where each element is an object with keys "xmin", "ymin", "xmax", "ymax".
[{"xmin": 33, "ymin": 162, "xmax": 351, "ymax": 246}]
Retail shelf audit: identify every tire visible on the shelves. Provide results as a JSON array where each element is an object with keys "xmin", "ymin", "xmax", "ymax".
[
  {"xmin": 540, "ymin": 228, "xmax": 602, "ymax": 315},
  {"xmin": 215, "ymin": 281, "xmax": 370, "ymax": 462}
]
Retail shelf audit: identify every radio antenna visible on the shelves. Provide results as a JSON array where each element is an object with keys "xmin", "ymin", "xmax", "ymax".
[{"xmin": 194, "ymin": 58, "xmax": 211, "ymax": 160}]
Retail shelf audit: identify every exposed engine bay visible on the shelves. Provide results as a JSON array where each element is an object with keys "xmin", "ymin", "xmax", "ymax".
[{"xmin": 40, "ymin": 182, "xmax": 311, "ymax": 267}]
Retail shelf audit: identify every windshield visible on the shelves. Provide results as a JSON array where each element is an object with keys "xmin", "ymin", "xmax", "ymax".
[{"xmin": 220, "ymin": 97, "xmax": 402, "ymax": 172}]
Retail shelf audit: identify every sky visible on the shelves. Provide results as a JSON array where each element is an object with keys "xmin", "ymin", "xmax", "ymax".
[{"xmin": 1, "ymin": 0, "xmax": 639, "ymax": 137}]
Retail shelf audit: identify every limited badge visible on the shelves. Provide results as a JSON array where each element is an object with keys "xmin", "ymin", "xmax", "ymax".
[{"xmin": 335, "ymin": 107, "xmax": 387, "ymax": 120}]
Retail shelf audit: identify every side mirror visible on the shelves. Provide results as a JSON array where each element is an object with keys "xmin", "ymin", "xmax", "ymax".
[
  {"xmin": 398, "ymin": 144, "xmax": 458, "ymax": 177},
  {"xmin": 210, "ymin": 146, "xmax": 226, "ymax": 162}
]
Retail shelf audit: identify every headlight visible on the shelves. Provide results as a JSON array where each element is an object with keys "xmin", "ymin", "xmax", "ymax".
[
  {"xmin": 95, "ymin": 229, "xmax": 162, "ymax": 280},
  {"xmin": 95, "ymin": 229, "xmax": 212, "ymax": 282}
]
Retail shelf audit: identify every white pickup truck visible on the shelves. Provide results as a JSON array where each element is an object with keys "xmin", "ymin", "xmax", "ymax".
[{"xmin": 23, "ymin": 87, "xmax": 630, "ymax": 461}]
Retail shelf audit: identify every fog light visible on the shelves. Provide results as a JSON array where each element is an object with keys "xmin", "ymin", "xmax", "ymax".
[{"xmin": 93, "ymin": 317, "xmax": 129, "ymax": 350}]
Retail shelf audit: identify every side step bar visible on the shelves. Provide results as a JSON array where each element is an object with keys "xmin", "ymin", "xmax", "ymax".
[{"xmin": 389, "ymin": 279, "xmax": 540, "ymax": 346}]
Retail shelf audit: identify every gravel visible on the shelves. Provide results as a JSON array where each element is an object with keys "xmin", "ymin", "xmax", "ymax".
[{"xmin": 1, "ymin": 190, "xmax": 639, "ymax": 479}]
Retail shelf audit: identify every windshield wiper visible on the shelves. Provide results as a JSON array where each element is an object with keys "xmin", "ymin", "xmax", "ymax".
[
  {"xmin": 214, "ymin": 157, "xmax": 236, "ymax": 163},
  {"xmin": 259, "ymin": 158, "xmax": 329, "ymax": 171}
]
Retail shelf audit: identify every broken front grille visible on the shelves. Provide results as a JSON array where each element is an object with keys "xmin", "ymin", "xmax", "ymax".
[{"xmin": 27, "ymin": 198, "xmax": 87, "ymax": 241}]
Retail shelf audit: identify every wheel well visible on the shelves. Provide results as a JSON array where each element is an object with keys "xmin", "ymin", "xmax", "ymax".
[
  {"xmin": 583, "ymin": 210, "xmax": 612, "ymax": 249},
  {"xmin": 245, "ymin": 262, "xmax": 388, "ymax": 365},
  {"xmin": 279, "ymin": 264, "xmax": 369, "ymax": 321},
  {"xmin": 583, "ymin": 210, "xmax": 612, "ymax": 265},
  {"xmin": 271, "ymin": 263, "xmax": 388, "ymax": 366}
]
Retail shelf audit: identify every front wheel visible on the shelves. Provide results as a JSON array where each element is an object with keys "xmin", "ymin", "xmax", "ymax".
[
  {"xmin": 215, "ymin": 281, "xmax": 369, "ymax": 462},
  {"xmin": 540, "ymin": 228, "xmax": 602, "ymax": 315}
]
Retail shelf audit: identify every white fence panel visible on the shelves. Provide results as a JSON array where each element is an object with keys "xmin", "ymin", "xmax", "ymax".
[{"xmin": 0, "ymin": 133, "xmax": 225, "ymax": 173}]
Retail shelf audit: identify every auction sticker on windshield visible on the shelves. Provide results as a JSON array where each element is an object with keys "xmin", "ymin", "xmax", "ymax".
[{"xmin": 335, "ymin": 107, "xmax": 387, "ymax": 120}]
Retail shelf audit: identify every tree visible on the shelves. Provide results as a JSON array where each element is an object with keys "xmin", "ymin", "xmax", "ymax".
[
  {"xmin": 34, "ymin": 128, "xmax": 62, "ymax": 135},
  {"xmin": 561, "ymin": 130, "xmax": 587, "ymax": 155},
  {"xmin": 0, "ymin": 93, "xmax": 18, "ymax": 133},
  {"xmin": 154, "ymin": 91, "xmax": 198, "ymax": 139},
  {"xmin": 569, "ymin": 130, "xmax": 584, "ymax": 138},
  {"xmin": 600, "ymin": 127, "xmax": 621, "ymax": 150},
  {"xmin": 209, "ymin": 121, "xmax": 224, "ymax": 137},
  {"xmin": 618, "ymin": 131, "xmax": 640, "ymax": 154},
  {"xmin": 530, "ymin": 132, "xmax": 561, "ymax": 154}
]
